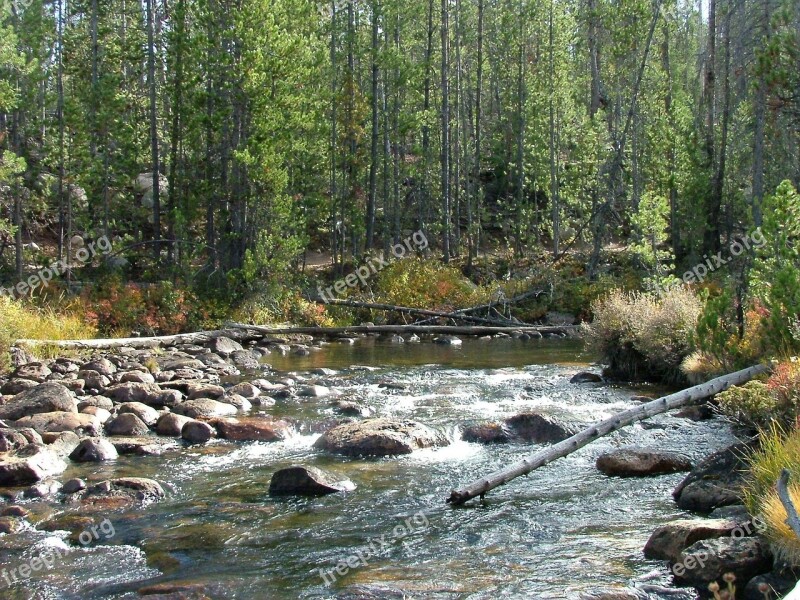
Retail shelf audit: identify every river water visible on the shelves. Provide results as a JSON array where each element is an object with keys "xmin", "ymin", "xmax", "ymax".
[{"xmin": 0, "ymin": 338, "xmax": 739, "ymax": 599}]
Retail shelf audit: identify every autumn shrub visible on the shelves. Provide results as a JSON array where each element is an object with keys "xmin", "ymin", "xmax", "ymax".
[
  {"xmin": 743, "ymin": 425, "xmax": 800, "ymax": 566},
  {"xmin": 0, "ymin": 296, "xmax": 96, "ymax": 369},
  {"xmin": 582, "ymin": 286, "xmax": 702, "ymax": 383},
  {"xmin": 372, "ymin": 258, "xmax": 486, "ymax": 313},
  {"xmin": 233, "ymin": 287, "xmax": 335, "ymax": 327},
  {"xmin": 718, "ymin": 361, "xmax": 800, "ymax": 430}
]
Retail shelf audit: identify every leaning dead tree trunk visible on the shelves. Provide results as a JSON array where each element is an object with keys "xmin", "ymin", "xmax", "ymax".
[
  {"xmin": 778, "ymin": 469, "xmax": 800, "ymax": 541},
  {"xmin": 447, "ymin": 364, "xmax": 769, "ymax": 505},
  {"xmin": 413, "ymin": 288, "xmax": 548, "ymax": 325}
]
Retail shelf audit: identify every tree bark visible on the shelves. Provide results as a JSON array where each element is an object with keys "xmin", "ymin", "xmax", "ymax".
[{"xmin": 447, "ymin": 363, "xmax": 769, "ymax": 505}]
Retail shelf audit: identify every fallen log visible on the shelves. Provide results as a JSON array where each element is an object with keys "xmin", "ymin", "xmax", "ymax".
[
  {"xmin": 446, "ymin": 363, "xmax": 769, "ymax": 506},
  {"xmin": 318, "ymin": 298, "xmax": 526, "ymax": 326},
  {"xmin": 16, "ymin": 323, "xmax": 578, "ymax": 350}
]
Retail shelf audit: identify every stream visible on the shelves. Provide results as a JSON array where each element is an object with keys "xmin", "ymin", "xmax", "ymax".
[{"xmin": 0, "ymin": 337, "xmax": 739, "ymax": 599}]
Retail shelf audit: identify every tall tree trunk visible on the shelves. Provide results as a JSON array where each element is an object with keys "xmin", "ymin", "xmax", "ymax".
[
  {"xmin": 549, "ymin": 0, "xmax": 559, "ymax": 257},
  {"xmin": 752, "ymin": 0, "xmax": 771, "ymax": 228},
  {"xmin": 587, "ymin": 0, "xmax": 602, "ymax": 118},
  {"xmin": 703, "ymin": 0, "xmax": 720, "ymax": 254},
  {"xmin": 421, "ymin": 0, "xmax": 434, "ymax": 241},
  {"xmin": 441, "ymin": 0, "xmax": 451, "ymax": 262},
  {"xmin": 662, "ymin": 21, "xmax": 680, "ymax": 258},
  {"xmin": 147, "ymin": 0, "xmax": 161, "ymax": 262},
  {"xmin": 366, "ymin": 0, "xmax": 379, "ymax": 252},
  {"xmin": 712, "ymin": 3, "xmax": 732, "ymax": 248},
  {"xmin": 473, "ymin": 0, "xmax": 484, "ymax": 264},
  {"xmin": 168, "ymin": 0, "xmax": 186, "ymax": 268}
]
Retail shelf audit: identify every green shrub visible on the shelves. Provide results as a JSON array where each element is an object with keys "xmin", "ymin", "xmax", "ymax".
[
  {"xmin": 583, "ymin": 286, "xmax": 702, "ymax": 383},
  {"xmin": 717, "ymin": 381, "xmax": 776, "ymax": 429}
]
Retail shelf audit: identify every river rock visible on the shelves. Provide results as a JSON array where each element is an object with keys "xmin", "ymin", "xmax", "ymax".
[
  {"xmin": 62, "ymin": 478, "xmax": 86, "ymax": 494},
  {"xmin": 84, "ymin": 477, "xmax": 165, "ymax": 505},
  {"xmin": 105, "ymin": 413, "xmax": 150, "ymax": 436},
  {"xmin": 1, "ymin": 378, "xmax": 40, "ymax": 395},
  {"xmin": 209, "ymin": 336, "xmax": 243, "ymax": 356},
  {"xmin": 81, "ymin": 405, "xmax": 111, "ymax": 423},
  {"xmin": 120, "ymin": 370, "xmax": 156, "ymax": 385},
  {"xmin": 174, "ymin": 399, "xmax": 238, "ymax": 419},
  {"xmin": 212, "ymin": 417, "xmax": 292, "ymax": 442},
  {"xmin": 69, "ymin": 437, "xmax": 119, "ymax": 462},
  {"xmin": 504, "ymin": 412, "xmax": 578, "ymax": 443},
  {"xmin": 332, "ymin": 401, "xmax": 372, "ymax": 418},
  {"xmin": 186, "ymin": 382, "xmax": 225, "ymax": 400},
  {"xmin": 217, "ymin": 394, "xmax": 252, "ymax": 411},
  {"xmin": 81, "ymin": 358, "xmax": 117, "ymax": 377},
  {"xmin": 579, "ymin": 590, "xmax": 645, "ymax": 600},
  {"xmin": 182, "ymin": 421, "xmax": 217, "ymax": 443},
  {"xmin": 15, "ymin": 412, "xmax": 100, "ymax": 436},
  {"xmin": 228, "ymin": 382, "xmax": 260, "ymax": 399},
  {"xmin": 570, "ymin": 371, "xmax": 603, "ymax": 384},
  {"xmin": 673, "ymin": 443, "xmax": 752, "ymax": 512},
  {"xmin": 24, "ymin": 479, "xmax": 62, "ymax": 498},
  {"xmin": 644, "ymin": 519, "xmax": 739, "ymax": 562},
  {"xmin": 230, "ymin": 350, "xmax": 260, "ymax": 369},
  {"xmin": 78, "ymin": 370, "xmax": 111, "ymax": 390},
  {"xmin": 0, "ymin": 382, "xmax": 76, "ymax": 421},
  {"xmin": 0, "ymin": 428, "xmax": 32, "ymax": 452},
  {"xmin": 106, "ymin": 382, "xmax": 163, "ymax": 405},
  {"xmin": 117, "ymin": 402, "xmax": 160, "ymax": 426},
  {"xmin": 156, "ymin": 413, "xmax": 196, "ymax": 437},
  {"xmin": 672, "ymin": 537, "xmax": 772, "ymax": 588},
  {"xmin": 44, "ymin": 431, "xmax": 81, "ymax": 456},
  {"xmin": 314, "ymin": 418, "xmax": 449, "ymax": 457},
  {"xmin": 110, "ymin": 436, "xmax": 177, "ymax": 456},
  {"xmin": 0, "ymin": 445, "xmax": 67, "ymax": 485},
  {"xmin": 13, "ymin": 363, "xmax": 52, "ymax": 383},
  {"xmin": 596, "ymin": 449, "xmax": 692, "ymax": 477},
  {"xmin": 269, "ymin": 465, "xmax": 355, "ymax": 496},
  {"xmin": 298, "ymin": 385, "xmax": 331, "ymax": 398},
  {"xmin": 154, "ymin": 389, "xmax": 184, "ymax": 407},
  {"xmin": 462, "ymin": 422, "xmax": 511, "ymax": 444},
  {"xmin": 433, "ymin": 335, "xmax": 462, "ymax": 345},
  {"xmin": 744, "ymin": 570, "xmax": 800, "ymax": 600}
]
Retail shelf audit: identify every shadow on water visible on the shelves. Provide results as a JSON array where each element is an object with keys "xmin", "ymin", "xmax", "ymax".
[{"xmin": 0, "ymin": 338, "xmax": 721, "ymax": 599}]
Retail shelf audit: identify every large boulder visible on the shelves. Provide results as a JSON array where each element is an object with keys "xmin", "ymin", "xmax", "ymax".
[
  {"xmin": 596, "ymin": 449, "xmax": 692, "ymax": 477},
  {"xmin": 269, "ymin": 465, "xmax": 355, "ymax": 496},
  {"xmin": 0, "ymin": 382, "xmax": 76, "ymax": 421},
  {"xmin": 644, "ymin": 519, "xmax": 739, "ymax": 562},
  {"xmin": 117, "ymin": 402, "xmax": 160, "ymax": 426},
  {"xmin": 673, "ymin": 443, "xmax": 752, "ymax": 512},
  {"xmin": 105, "ymin": 382, "xmax": 163, "ymax": 405},
  {"xmin": 672, "ymin": 537, "xmax": 772, "ymax": 588},
  {"xmin": 209, "ymin": 336, "xmax": 243, "ymax": 356},
  {"xmin": 504, "ymin": 412, "xmax": 578, "ymax": 444},
  {"xmin": 105, "ymin": 413, "xmax": 150, "ymax": 437},
  {"xmin": 80, "ymin": 358, "xmax": 117, "ymax": 377},
  {"xmin": 181, "ymin": 421, "xmax": 216, "ymax": 444},
  {"xmin": 462, "ymin": 422, "xmax": 511, "ymax": 444},
  {"xmin": 69, "ymin": 437, "xmax": 119, "ymax": 462},
  {"xmin": 185, "ymin": 382, "xmax": 225, "ymax": 400},
  {"xmin": 211, "ymin": 417, "xmax": 292, "ymax": 442},
  {"xmin": 570, "ymin": 371, "xmax": 603, "ymax": 384},
  {"xmin": 83, "ymin": 477, "xmax": 165, "ymax": 507},
  {"xmin": 14, "ymin": 412, "xmax": 100, "ymax": 436},
  {"xmin": 0, "ymin": 445, "xmax": 67, "ymax": 485},
  {"xmin": 155, "ymin": 413, "xmax": 196, "ymax": 437},
  {"xmin": 0, "ymin": 428, "xmax": 33, "ymax": 452},
  {"xmin": 173, "ymin": 399, "xmax": 237, "ymax": 419},
  {"xmin": 12, "ymin": 363, "xmax": 52, "ymax": 383},
  {"xmin": 314, "ymin": 418, "xmax": 449, "ymax": 457}
]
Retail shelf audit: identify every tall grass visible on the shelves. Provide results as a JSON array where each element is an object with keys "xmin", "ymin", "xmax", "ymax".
[{"xmin": 0, "ymin": 296, "xmax": 96, "ymax": 369}]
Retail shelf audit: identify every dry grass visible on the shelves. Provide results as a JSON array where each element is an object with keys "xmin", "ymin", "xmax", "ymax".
[
  {"xmin": 760, "ymin": 482, "xmax": 800, "ymax": 564},
  {"xmin": 0, "ymin": 296, "xmax": 96, "ymax": 368}
]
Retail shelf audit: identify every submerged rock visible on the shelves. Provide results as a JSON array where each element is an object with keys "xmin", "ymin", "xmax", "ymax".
[
  {"xmin": 462, "ymin": 422, "xmax": 511, "ymax": 444},
  {"xmin": 596, "ymin": 449, "xmax": 692, "ymax": 477},
  {"xmin": 269, "ymin": 465, "xmax": 355, "ymax": 496},
  {"xmin": 433, "ymin": 335, "xmax": 462, "ymax": 345},
  {"xmin": 570, "ymin": 371, "xmax": 603, "ymax": 384},
  {"xmin": 504, "ymin": 412, "xmax": 577, "ymax": 443},
  {"xmin": 83, "ymin": 476, "xmax": 166, "ymax": 506},
  {"xmin": 644, "ymin": 519, "xmax": 739, "ymax": 562},
  {"xmin": 314, "ymin": 418, "xmax": 449, "ymax": 457}
]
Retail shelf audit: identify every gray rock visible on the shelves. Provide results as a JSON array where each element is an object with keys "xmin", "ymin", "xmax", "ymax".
[
  {"xmin": 78, "ymin": 396, "xmax": 114, "ymax": 411},
  {"xmin": 24, "ymin": 479, "xmax": 62, "ymax": 498},
  {"xmin": 13, "ymin": 363, "xmax": 52, "ymax": 383},
  {"xmin": 230, "ymin": 350, "xmax": 260, "ymax": 369},
  {"xmin": 673, "ymin": 537, "xmax": 772, "ymax": 588},
  {"xmin": 217, "ymin": 394, "xmax": 252, "ymax": 411},
  {"xmin": 105, "ymin": 413, "xmax": 150, "ymax": 436},
  {"xmin": 0, "ymin": 428, "xmax": 32, "ymax": 452},
  {"xmin": 644, "ymin": 519, "xmax": 739, "ymax": 562},
  {"xmin": 80, "ymin": 358, "xmax": 116, "ymax": 377},
  {"xmin": 462, "ymin": 422, "xmax": 511, "ymax": 444},
  {"xmin": 185, "ymin": 382, "xmax": 225, "ymax": 400},
  {"xmin": 596, "ymin": 449, "xmax": 692, "ymax": 477},
  {"xmin": 504, "ymin": 412, "xmax": 578, "ymax": 444},
  {"xmin": 174, "ymin": 399, "xmax": 238, "ymax": 419},
  {"xmin": 85, "ymin": 477, "xmax": 165, "ymax": 503},
  {"xmin": 120, "ymin": 370, "xmax": 156, "ymax": 385},
  {"xmin": 298, "ymin": 385, "xmax": 331, "ymax": 398},
  {"xmin": 332, "ymin": 401, "xmax": 372, "ymax": 418},
  {"xmin": 433, "ymin": 335, "xmax": 462, "ymax": 345},
  {"xmin": 181, "ymin": 420, "xmax": 216, "ymax": 443},
  {"xmin": 673, "ymin": 443, "xmax": 753, "ymax": 512},
  {"xmin": 62, "ymin": 478, "xmax": 86, "ymax": 494},
  {"xmin": 211, "ymin": 417, "xmax": 292, "ymax": 442},
  {"xmin": 0, "ymin": 382, "xmax": 76, "ymax": 421},
  {"xmin": 209, "ymin": 336, "xmax": 243, "ymax": 356},
  {"xmin": 109, "ymin": 437, "xmax": 177, "ymax": 456},
  {"xmin": 1, "ymin": 378, "xmax": 40, "ymax": 395},
  {"xmin": 314, "ymin": 418, "xmax": 449, "ymax": 457},
  {"xmin": 70, "ymin": 437, "xmax": 119, "ymax": 462},
  {"xmin": 105, "ymin": 382, "xmax": 163, "ymax": 405},
  {"xmin": 570, "ymin": 371, "xmax": 603, "ymax": 384},
  {"xmin": 14, "ymin": 412, "xmax": 100, "ymax": 436},
  {"xmin": 80, "ymin": 406, "xmax": 111, "ymax": 423},
  {"xmin": 0, "ymin": 445, "xmax": 67, "ymax": 485},
  {"xmin": 228, "ymin": 382, "xmax": 261, "ymax": 399},
  {"xmin": 269, "ymin": 465, "xmax": 355, "ymax": 496},
  {"xmin": 78, "ymin": 370, "xmax": 111, "ymax": 390},
  {"xmin": 117, "ymin": 402, "xmax": 159, "ymax": 426},
  {"xmin": 155, "ymin": 413, "xmax": 195, "ymax": 437}
]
